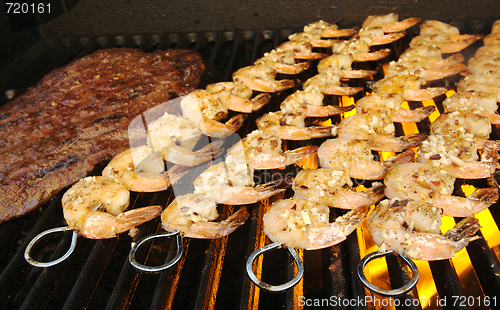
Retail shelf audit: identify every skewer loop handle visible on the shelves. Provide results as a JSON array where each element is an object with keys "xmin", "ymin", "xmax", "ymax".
[
  {"xmin": 358, "ymin": 250, "xmax": 419, "ymax": 297},
  {"xmin": 246, "ymin": 242, "xmax": 304, "ymax": 292},
  {"xmin": 24, "ymin": 226, "xmax": 78, "ymax": 267},
  {"xmin": 129, "ymin": 230, "xmax": 183, "ymax": 272}
]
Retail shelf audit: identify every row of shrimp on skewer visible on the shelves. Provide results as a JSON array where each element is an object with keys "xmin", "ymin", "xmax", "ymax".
[{"xmin": 258, "ymin": 18, "xmax": 500, "ymax": 276}]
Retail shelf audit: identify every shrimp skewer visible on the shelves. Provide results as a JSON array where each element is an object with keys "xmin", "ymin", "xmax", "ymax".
[
  {"xmin": 263, "ymin": 197, "xmax": 369, "ymax": 250},
  {"xmin": 62, "ymin": 176, "xmax": 162, "ymax": 239},
  {"xmin": 384, "ymin": 162, "xmax": 499, "ymax": 217},
  {"xmin": 367, "ymin": 198, "xmax": 481, "ymax": 261}
]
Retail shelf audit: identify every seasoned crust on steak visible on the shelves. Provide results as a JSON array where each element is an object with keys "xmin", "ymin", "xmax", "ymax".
[{"xmin": 0, "ymin": 48, "xmax": 205, "ymax": 224}]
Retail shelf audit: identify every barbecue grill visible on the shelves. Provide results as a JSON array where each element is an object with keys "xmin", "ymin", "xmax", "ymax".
[{"xmin": 2, "ymin": 2, "xmax": 500, "ymax": 309}]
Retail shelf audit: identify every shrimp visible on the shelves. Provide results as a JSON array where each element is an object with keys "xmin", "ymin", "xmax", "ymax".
[
  {"xmin": 456, "ymin": 73, "xmax": 500, "ymax": 101},
  {"xmin": 256, "ymin": 111, "xmax": 336, "ymax": 140},
  {"xmin": 474, "ymin": 43, "xmax": 500, "ymax": 58},
  {"xmin": 227, "ymin": 129, "xmax": 319, "ymax": 169},
  {"xmin": 367, "ymin": 198, "xmax": 481, "ymax": 261},
  {"xmin": 384, "ymin": 162, "xmax": 499, "ymax": 217},
  {"xmin": 61, "ymin": 176, "xmax": 162, "ymax": 239},
  {"xmin": 206, "ymin": 82, "xmax": 271, "ymax": 113},
  {"xmin": 362, "ymin": 13, "xmax": 421, "ymax": 33},
  {"xmin": 355, "ymin": 93, "xmax": 435, "ymax": 123},
  {"xmin": 288, "ymin": 31, "xmax": 340, "ymax": 48},
  {"xmin": 372, "ymin": 74, "xmax": 448, "ymax": 101},
  {"xmin": 161, "ymin": 193, "xmax": 250, "ymax": 239},
  {"xmin": 292, "ymin": 168, "xmax": 385, "ymax": 209},
  {"xmin": 356, "ymin": 27, "xmax": 406, "ymax": 46},
  {"xmin": 337, "ymin": 110, "xmax": 427, "ymax": 152},
  {"xmin": 102, "ymin": 146, "xmax": 192, "ymax": 192},
  {"xmin": 442, "ymin": 91, "xmax": 500, "ymax": 124},
  {"xmin": 193, "ymin": 162, "xmax": 286, "ymax": 205},
  {"xmin": 263, "ymin": 197, "xmax": 369, "ymax": 250},
  {"xmin": 146, "ymin": 112, "xmax": 227, "ymax": 165},
  {"xmin": 386, "ymin": 45, "xmax": 467, "ymax": 81},
  {"xmin": 317, "ymin": 54, "xmax": 378, "ymax": 79},
  {"xmin": 303, "ymin": 72, "xmax": 364, "ymax": 96},
  {"xmin": 317, "ymin": 137, "xmax": 416, "ymax": 180},
  {"xmin": 276, "ymin": 41, "xmax": 328, "ymax": 60},
  {"xmin": 430, "ymin": 111, "xmax": 492, "ymax": 140},
  {"xmin": 179, "ymin": 90, "xmax": 245, "ymax": 138},
  {"xmin": 303, "ymin": 20, "xmax": 357, "ymax": 38},
  {"xmin": 254, "ymin": 49, "xmax": 310, "ymax": 75},
  {"xmin": 279, "ymin": 89, "xmax": 354, "ymax": 117},
  {"xmin": 331, "ymin": 37, "xmax": 391, "ymax": 62},
  {"xmin": 416, "ymin": 133, "xmax": 498, "ymax": 179},
  {"xmin": 410, "ymin": 20, "xmax": 483, "ymax": 53},
  {"xmin": 232, "ymin": 64, "xmax": 295, "ymax": 92},
  {"xmin": 467, "ymin": 55, "xmax": 500, "ymax": 76}
]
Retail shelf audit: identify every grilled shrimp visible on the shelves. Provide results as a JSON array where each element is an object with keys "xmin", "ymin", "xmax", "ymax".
[
  {"xmin": 62, "ymin": 176, "xmax": 162, "ymax": 239},
  {"xmin": 337, "ymin": 109, "xmax": 426, "ymax": 152},
  {"xmin": 279, "ymin": 89, "xmax": 354, "ymax": 117},
  {"xmin": 102, "ymin": 146, "xmax": 191, "ymax": 192},
  {"xmin": 384, "ymin": 162, "xmax": 499, "ymax": 217},
  {"xmin": 292, "ymin": 168, "xmax": 385, "ymax": 209},
  {"xmin": 263, "ymin": 197, "xmax": 369, "ymax": 250},
  {"xmin": 430, "ymin": 111, "xmax": 492, "ymax": 140},
  {"xmin": 276, "ymin": 41, "xmax": 328, "ymax": 60},
  {"xmin": 362, "ymin": 13, "xmax": 421, "ymax": 33},
  {"xmin": 457, "ymin": 73, "xmax": 500, "ymax": 102},
  {"xmin": 303, "ymin": 72, "xmax": 364, "ymax": 96},
  {"xmin": 254, "ymin": 49, "xmax": 310, "ymax": 74},
  {"xmin": 442, "ymin": 91, "xmax": 500, "ymax": 124},
  {"xmin": 416, "ymin": 133, "xmax": 499, "ymax": 179},
  {"xmin": 161, "ymin": 193, "xmax": 249, "ymax": 239},
  {"xmin": 367, "ymin": 198, "xmax": 481, "ymax": 261},
  {"xmin": 145, "ymin": 112, "xmax": 226, "ymax": 166},
  {"xmin": 206, "ymin": 82, "xmax": 271, "ymax": 113},
  {"xmin": 303, "ymin": 20, "xmax": 357, "ymax": 38},
  {"xmin": 256, "ymin": 111, "xmax": 336, "ymax": 140},
  {"xmin": 232, "ymin": 64, "xmax": 295, "ymax": 92},
  {"xmin": 179, "ymin": 90, "xmax": 245, "ymax": 138},
  {"xmin": 331, "ymin": 36, "xmax": 391, "ymax": 62},
  {"xmin": 318, "ymin": 137, "xmax": 416, "ymax": 180},
  {"xmin": 317, "ymin": 54, "xmax": 378, "ymax": 79},
  {"xmin": 229, "ymin": 129, "xmax": 319, "ymax": 169},
  {"xmin": 386, "ymin": 44, "xmax": 467, "ymax": 81},
  {"xmin": 410, "ymin": 20, "xmax": 484, "ymax": 53},
  {"xmin": 372, "ymin": 74, "xmax": 448, "ymax": 101},
  {"xmin": 355, "ymin": 93, "xmax": 435, "ymax": 123}
]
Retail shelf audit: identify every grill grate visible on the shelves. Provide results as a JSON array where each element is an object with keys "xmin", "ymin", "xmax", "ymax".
[{"xmin": 1, "ymin": 27, "xmax": 500, "ymax": 310}]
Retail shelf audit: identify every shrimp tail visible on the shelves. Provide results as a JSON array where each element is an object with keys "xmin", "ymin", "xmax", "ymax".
[
  {"xmin": 204, "ymin": 114, "xmax": 246, "ymax": 138},
  {"xmin": 383, "ymin": 17, "xmax": 421, "ymax": 33},
  {"xmin": 382, "ymin": 149, "xmax": 416, "ymax": 169},
  {"xmin": 115, "ymin": 206, "xmax": 163, "ymax": 231},
  {"xmin": 467, "ymin": 187, "xmax": 499, "ymax": 205},
  {"xmin": 187, "ymin": 207, "xmax": 250, "ymax": 239},
  {"xmin": 363, "ymin": 183, "xmax": 386, "ymax": 205},
  {"xmin": 283, "ymin": 145, "xmax": 319, "ymax": 166},
  {"xmin": 250, "ymin": 93, "xmax": 272, "ymax": 112},
  {"xmin": 337, "ymin": 205, "xmax": 370, "ymax": 236},
  {"xmin": 351, "ymin": 49, "xmax": 391, "ymax": 62},
  {"xmin": 444, "ymin": 216, "xmax": 481, "ymax": 243}
]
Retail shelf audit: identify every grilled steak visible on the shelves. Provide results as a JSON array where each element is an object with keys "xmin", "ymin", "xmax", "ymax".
[{"xmin": 0, "ymin": 48, "xmax": 205, "ymax": 224}]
